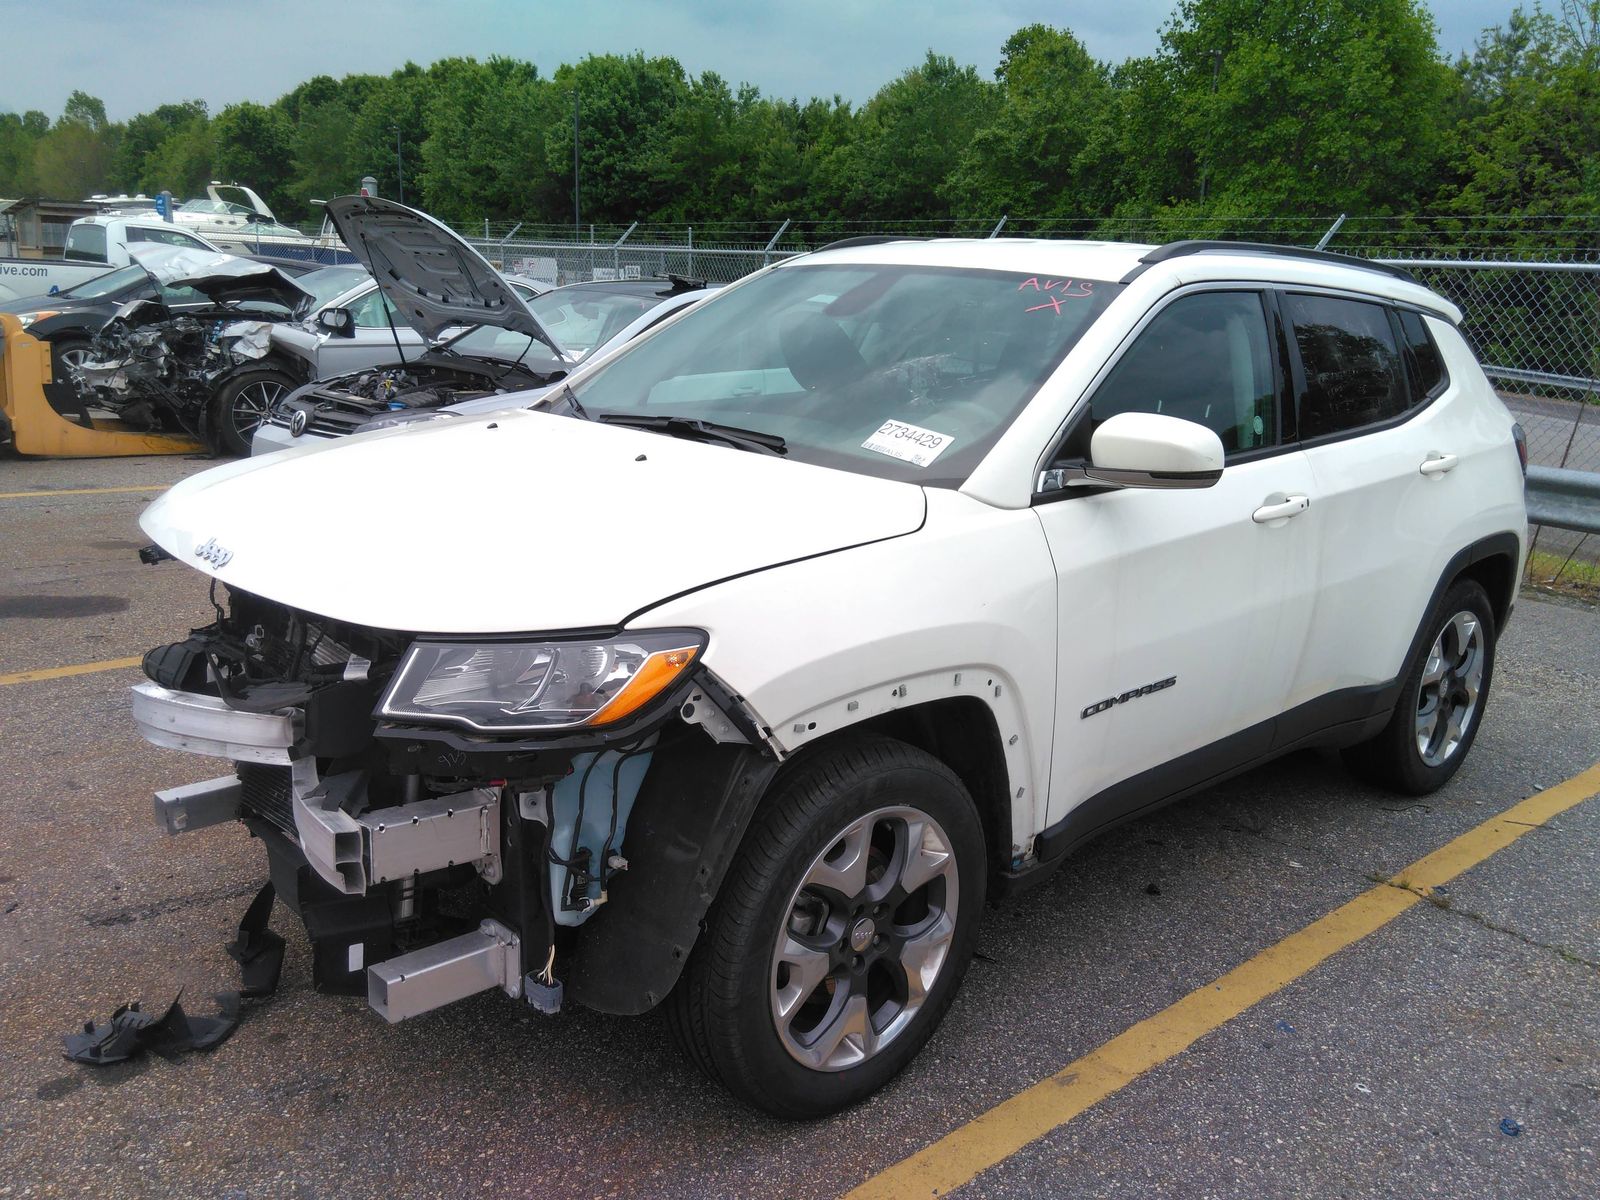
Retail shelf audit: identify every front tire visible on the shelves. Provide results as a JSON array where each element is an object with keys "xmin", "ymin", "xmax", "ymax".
[
  {"xmin": 667, "ymin": 736, "xmax": 986, "ymax": 1117},
  {"xmin": 213, "ymin": 368, "xmax": 297, "ymax": 456},
  {"xmin": 1343, "ymin": 579, "xmax": 1496, "ymax": 794}
]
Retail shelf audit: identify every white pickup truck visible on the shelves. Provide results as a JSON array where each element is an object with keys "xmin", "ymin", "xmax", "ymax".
[{"xmin": 0, "ymin": 215, "xmax": 220, "ymax": 300}]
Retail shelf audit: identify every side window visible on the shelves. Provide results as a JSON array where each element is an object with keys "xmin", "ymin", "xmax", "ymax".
[
  {"xmin": 1088, "ymin": 291, "xmax": 1277, "ymax": 455},
  {"xmin": 1397, "ymin": 309, "xmax": 1448, "ymax": 400},
  {"xmin": 346, "ymin": 288, "xmax": 398, "ymax": 328},
  {"xmin": 1284, "ymin": 294, "xmax": 1408, "ymax": 439},
  {"xmin": 128, "ymin": 226, "xmax": 209, "ymax": 249}
]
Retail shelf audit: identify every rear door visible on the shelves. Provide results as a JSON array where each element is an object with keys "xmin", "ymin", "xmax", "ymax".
[
  {"xmin": 1278, "ymin": 292, "xmax": 1465, "ymax": 714},
  {"xmin": 1034, "ymin": 287, "xmax": 1321, "ymax": 826}
]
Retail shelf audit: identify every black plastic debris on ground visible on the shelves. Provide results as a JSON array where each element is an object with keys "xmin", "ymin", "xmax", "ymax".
[
  {"xmin": 64, "ymin": 993, "xmax": 241, "ymax": 1064},
  {"xmin": 63, "ymin": 882, "xmax": 284, "ymax": 1067}
]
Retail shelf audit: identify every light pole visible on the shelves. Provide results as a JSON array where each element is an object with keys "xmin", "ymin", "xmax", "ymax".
[
  {"xmin": 572, "ymin": 91, "xmax": 581, "ymax": 238},
  {"xmin": 394, "ymin": 124, "xmax": 405, "ymax": 204}
]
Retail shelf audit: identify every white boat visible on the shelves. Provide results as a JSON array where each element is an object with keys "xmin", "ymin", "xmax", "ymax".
[{"xmin": 173, "ymin": 183, "xmax": 344, "ymax": 259}]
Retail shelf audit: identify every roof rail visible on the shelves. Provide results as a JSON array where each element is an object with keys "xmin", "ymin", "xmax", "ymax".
[
  {"xmin": 814, "ymin": 235, "xmax": 925, "ymax": 253},
  {"xmin": 1125, "ymin": 240, "xmax": 1417, "ymax": 285}
]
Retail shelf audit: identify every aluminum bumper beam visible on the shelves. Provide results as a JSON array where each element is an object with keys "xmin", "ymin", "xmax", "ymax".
[
  {"xmin": 131, "ymin": 681, "xmax": 297, "ymax": 764},
  {"xmin": 367, "ymin": 919, "xmax": 522, "ymax": 1022},
  {"xmin": 153, "ymin": 775, "xmax": 242, "ymax": 835}
]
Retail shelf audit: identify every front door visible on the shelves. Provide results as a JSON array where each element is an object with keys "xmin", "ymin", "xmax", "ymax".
[{"xmin": 1033, "ymin": 288, "xmax": 1320, "ymax": 832}]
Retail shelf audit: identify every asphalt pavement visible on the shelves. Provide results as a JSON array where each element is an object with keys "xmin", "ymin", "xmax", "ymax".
[{"xmin": 0, "ymin": 452, "xmax": 1596, "ymax": 1200}]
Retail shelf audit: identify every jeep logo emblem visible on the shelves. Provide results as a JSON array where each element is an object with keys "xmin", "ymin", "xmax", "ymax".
[
  {"xmin": 289, "ymin": 408, "xmax": 309, "ymax": 437},
  {"xmin": 194, "ymin": 537, "xmax": 233, "ymax": 568}
]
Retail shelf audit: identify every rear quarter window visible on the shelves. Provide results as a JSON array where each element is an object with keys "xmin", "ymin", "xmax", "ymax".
[
  {"xmin": 1397, "ymin": 309, "xmax": 1448, "ymax": 399},
  {"xmin": 63, "ymin": 223, "xmax": 108, "ymax": 263}
]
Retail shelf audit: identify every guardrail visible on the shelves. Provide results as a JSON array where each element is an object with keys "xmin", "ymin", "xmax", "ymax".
[{"xmin": 1526, "ymin": 465, "xmax": 1600, "ymax": 534}]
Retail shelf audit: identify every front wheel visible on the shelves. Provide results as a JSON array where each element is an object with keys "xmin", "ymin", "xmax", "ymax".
[
  {"xmin": 667, "ymin": 736, "xmax": 986, "ymax": 1117},
  {"xmin": 1343, "ymin": 578, "xmax": 1497, "ymax": 794},
  {"xmin": 212, "ymin": 368, "xmax": 297, "ymax": 456}
]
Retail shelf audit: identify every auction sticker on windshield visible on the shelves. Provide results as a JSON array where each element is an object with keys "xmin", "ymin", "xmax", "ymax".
[{"xmin": 862, "ymin": 419, "xmax": 954, "ymax": 467}]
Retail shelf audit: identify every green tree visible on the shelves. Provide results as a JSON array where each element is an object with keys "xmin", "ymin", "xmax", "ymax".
[
  {"xmin": 0, "ymin": 110, "xmax": 48, "ymax": 195},
  {"xmin": 211, "ymin": 101, "xmax": 295, "ymax": 217},
  {"xmin": 33, "ymin": 93, "xmax": 118, "ymax": 198},
  {"xmin": 142, "ymin": 116, "xmax": 213, "ymax": 197},
  {"xmin": 944, "ymin": 26, "xmax": 1117, "ymax": 221},
  {"xmin": 1443, "ymin": 2, "xmax": 1600, "ymax": 226},
  {"xmin": 1156, "ymin": 0, "xmax": 1452, "ymax": 216},
  {"xmin": 112, "ymin": 100, "xmax": 208, "ymax": 193},
  {"xmin": 825, "ymin": 52, "xmax": 996, "ymax": 222},
  {"xmin": 418, "ymin": 57, "xmax": 551, "ymax": 222},
  {"xmin": 347, "ymin": 64, "xmax": 431, "ymax": 202},
  {"xmin": 543, "ymin": 54, "xmax": 690, "ymax": 224}
]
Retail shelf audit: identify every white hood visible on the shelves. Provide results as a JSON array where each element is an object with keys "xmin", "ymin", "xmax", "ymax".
[{"xmin": 140, "ymin": 409, "xmax": 927, "ymax": 633}]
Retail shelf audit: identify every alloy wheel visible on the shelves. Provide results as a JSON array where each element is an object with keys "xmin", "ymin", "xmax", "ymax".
[
  {"xmin": 1415, "ymin": 610, "xmax": 1485, "ymax": 767},
  {"xmin": 770, "ymin": 805, "xmax": 959, "ymax": 1072},
  {"xmin": 231, "ymin": 379, "xmax": 289, "ymax": 439}
]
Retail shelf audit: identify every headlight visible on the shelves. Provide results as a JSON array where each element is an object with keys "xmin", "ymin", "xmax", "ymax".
[
  {"xmin": 353, "ymin": 410, "xmax": 458, "ymax": 435},
  {"xmin": 378, "ymin": 631, "xmax": 705, "ymax": 733},
  {"xmin": 18, "ymin": 311, "xmax": 60, "ymax": 329}
]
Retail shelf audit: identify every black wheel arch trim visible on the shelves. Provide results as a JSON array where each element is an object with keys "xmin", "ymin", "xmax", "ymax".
[{"xmin": 567, "ymin": 739, "xmax": 781, "ymax": 1014}]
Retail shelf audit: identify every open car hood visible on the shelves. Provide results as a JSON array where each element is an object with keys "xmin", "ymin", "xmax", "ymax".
[
  {"xmin": 326, "ymin": 196, "xmax": 564, "ymax": 357},
  {"xmin": 127, "ymin": 244, "xmax": 314, "ymax": 314},
  {"xmin": 140, "ymin": 408, "xmax": 927, "ymax": 633}
]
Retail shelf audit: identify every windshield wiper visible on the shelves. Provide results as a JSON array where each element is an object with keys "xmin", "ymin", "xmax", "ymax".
[
  {"xmin": 597, "ymin": 413, "xmax": 787, "ymax": 456},
  {"xmin": 545, "ymin": 382, "xmax": 592, "ymax": 420}
]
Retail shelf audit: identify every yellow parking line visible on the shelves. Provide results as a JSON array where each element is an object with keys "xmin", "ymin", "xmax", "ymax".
[
  {"xmin": 0, "ymin": 484, "xmax": 169, "ymax": 500},
  {"xmin": 846, "ymin": 761, "xmax": 1600, "ymax": 1200},
  {"xmin": 0, "ymin": 656, "xmax": 144, "ymax": 686}
]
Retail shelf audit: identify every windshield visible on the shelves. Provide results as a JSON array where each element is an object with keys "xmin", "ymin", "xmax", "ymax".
[
  {"xmin": 529, "ymin": 286, "xmax": 664, "ymax": 358},
  {"xmin": 180, "ymin": 199, "xmax": 254, "ymax": 216},
  {"xmin": 565, "ymin": 263, "xmax": 1120, "ymax": 486},
  {"xmin": 60, "ymin": 264, "xmax": 148, "ymax": 299},
  {"xmin": 299, "ymin": 266, "xmax": 367, "ymax": 310}
]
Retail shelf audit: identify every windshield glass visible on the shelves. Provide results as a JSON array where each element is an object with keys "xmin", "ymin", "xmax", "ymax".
[
  {"xmin": 180, "ymin": 199, "xmax": 253, "ymax": 216},
  {"xmin": 60, "ymin": 264, "xmax": 148, "ymax": 299},
  {"xmin": 565, "ymin": 263, "xmax": 1120, "ymax": 486},
  {"xmin": 529, "ymin": 286, "xmax": 664, "ymax": 358},
  {"xmin": 299, "ymin": 266, "xmax": 367, "ymax": 310}
]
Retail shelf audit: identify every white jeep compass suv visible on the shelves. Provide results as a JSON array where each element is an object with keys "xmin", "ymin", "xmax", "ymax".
[{"xmin": 132, "ymin": 222, "xmax": 1527, "ymax": 1117}]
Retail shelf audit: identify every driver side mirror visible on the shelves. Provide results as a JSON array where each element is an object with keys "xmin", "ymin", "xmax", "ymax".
[
  {"xmin": 1038, "ymin": 412, "xmax": 1224, "ymax": 493},
  {"xmin": 316, "ymin": 307, "xmax": 354, "ymax": 336}
]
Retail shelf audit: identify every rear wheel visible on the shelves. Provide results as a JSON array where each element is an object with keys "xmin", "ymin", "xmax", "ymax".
[
  {"xmin": 213, "ymin": 368, "xmax": 296, "ymax": 456},
  {"xmin": 1343, "ymin": 579, "xmax": 1496, "ymax": 794},
  {"xmin": 667, "ymin": 736, "xmax": 986, "ymax": 1117}
]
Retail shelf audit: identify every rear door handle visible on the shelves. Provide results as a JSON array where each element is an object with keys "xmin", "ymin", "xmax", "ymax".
[
  {"xmin": 1252, "ymin": 494, "xmax": 1311, "ymax": 524},
  {"xmin": 1419, "ymin": 452, "xmax": 1459, "ymax": 476}
]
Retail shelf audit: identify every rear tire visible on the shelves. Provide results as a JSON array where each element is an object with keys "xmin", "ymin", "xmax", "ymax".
[
  {"xmin": 213, "ymin": 368, "xmax": 297, "ymax": 456},
  {"xmin": 1342, "ymin": 579, "xmax": 1496, "ymax": 795},
  {"xmin": 666, "ymin": 736, "xmax": 986, "ymax": 1118}
]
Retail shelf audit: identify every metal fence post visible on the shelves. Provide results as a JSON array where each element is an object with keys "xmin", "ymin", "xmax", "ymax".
[
  {"xmin": 614, "ymin": 220, "xmax": 638, "ymax": 276},
  {"xmin": 762, "ymin": 219, "xmax": 792, "ymax": 267}
]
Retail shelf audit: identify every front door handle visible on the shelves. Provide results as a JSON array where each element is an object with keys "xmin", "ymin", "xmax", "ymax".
[
  {"xmin": 1419, "ymin": 452, "xmax": 1459, "ymax": 476},
  {"xmin": 1252, "ymin": 494, "xmax": 1311, "ymax": 524}
]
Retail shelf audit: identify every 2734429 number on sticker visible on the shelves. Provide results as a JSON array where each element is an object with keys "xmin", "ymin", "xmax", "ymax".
[{"xmin": 861, "ymin": 419, "xmax": 955, "ymax": 467}]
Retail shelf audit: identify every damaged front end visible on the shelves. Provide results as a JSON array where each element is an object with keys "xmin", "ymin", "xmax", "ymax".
[
  {"xmin": 78, "ymin": 301, "xmax": 280, "ymax": 440},
  {"xmin": 76, "ymin": 248, "xmax": 312, "ymax": 446},
  {"xmin": 133, "ymin": 584, "xmax": 776, "ymax": 1022},
  {"xmin": 269, "ymin": 355, "xmax": 563, "ymax": 441}
]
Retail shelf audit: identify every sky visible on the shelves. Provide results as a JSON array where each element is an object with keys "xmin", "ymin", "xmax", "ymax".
[{"xmin": 1, "ymin": 0, "xmax": 1522, "ymax": 121}]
